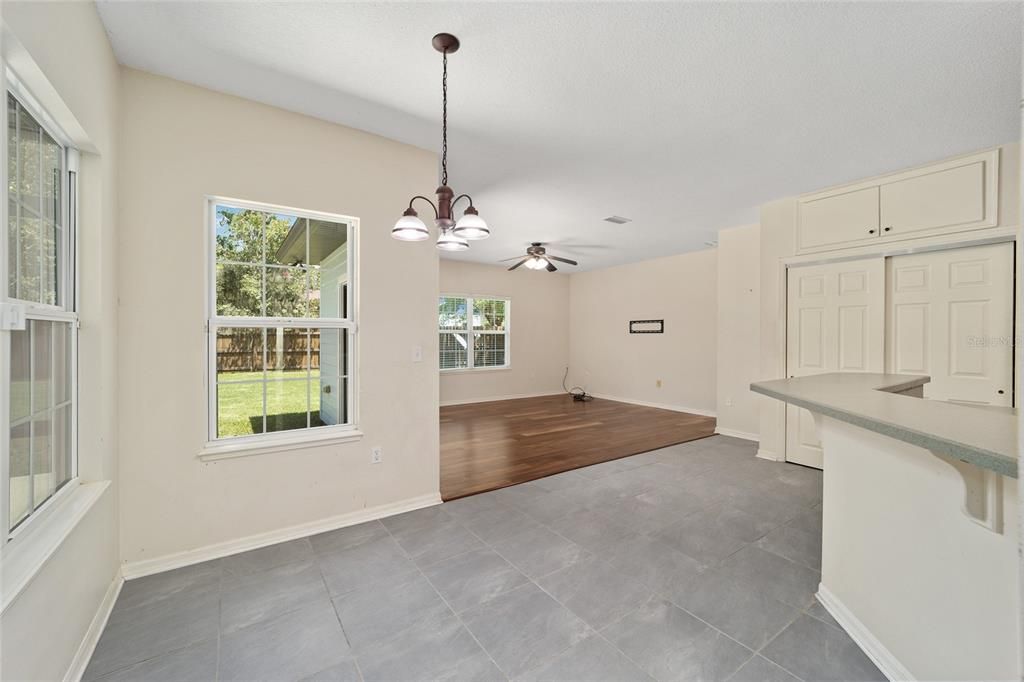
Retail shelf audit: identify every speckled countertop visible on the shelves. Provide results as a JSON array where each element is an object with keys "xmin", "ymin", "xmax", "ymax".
[{"xmin": 751, "ymin": 373, "xmax": 1018, "ymax": 478}]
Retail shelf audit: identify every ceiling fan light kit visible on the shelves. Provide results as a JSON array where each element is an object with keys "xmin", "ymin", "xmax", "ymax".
[
  {"xmin": 524, "ymin": 257, "xmax": 547, "ymax": 270},
  {"xmin": 505, "ymin": 242, "xmax": 579, "ymax": 272},
  {"xmin": 392, "ymin": 32, "xmax": 490, "ymax": 249}
]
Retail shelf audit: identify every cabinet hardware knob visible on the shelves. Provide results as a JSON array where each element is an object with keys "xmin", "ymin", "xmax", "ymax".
[
  {"xmin": 884, "ymin": 226, "xmax": 892, "ymax": 232},
  {"xmin": 998, "ymin": 389, "xmax": 1005, "ymax": 395},
  {"xmin": 868, "ymin": 229, "xmax": 876, "ymax": 234}
]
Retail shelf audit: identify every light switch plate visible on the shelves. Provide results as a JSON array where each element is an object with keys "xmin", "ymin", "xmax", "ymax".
[{"xmin": 412, "ymin": 345, "xmax": 423, "ymax": 362}]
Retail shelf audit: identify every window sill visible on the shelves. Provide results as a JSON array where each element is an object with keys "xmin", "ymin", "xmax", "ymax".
[
  {"xmin": 1, "ymin": 480, "xmax": 111, "ymax": 615},
  {"xmin": 198, "ymin": 428, "xmax": 364, "ymax": 462},
  {"xmin": 440, "ymin": 366, "xmax": 512, "ymax": 375}
]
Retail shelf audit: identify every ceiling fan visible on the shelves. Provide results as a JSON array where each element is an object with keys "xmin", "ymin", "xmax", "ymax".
[{"xmin": 502, "ymin": 243, "xmax": 579, "ymax": 272}]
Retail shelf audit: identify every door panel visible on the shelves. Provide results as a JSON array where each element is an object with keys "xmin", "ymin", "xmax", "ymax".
[
  {"xmin": 886, "ymin": 243, "xmax": 1013, "ymax": 406},
  {"xmin": 786, "ymin": 258, "xmax": 885, "ymax": 468},
  {"xmin": 798, "ymin": 308, "xmax": 825, "ymax": 369},
  {"xmin": 948, "ymin": 301, "xmax": 988, "ymax": 377},
  {"xmin": 838, "ymin": 305, "xmax": 869, "ymax": 371},
  {"xmin": 892, "ymin": 303, "xmax": 929, "ymax": 373}
]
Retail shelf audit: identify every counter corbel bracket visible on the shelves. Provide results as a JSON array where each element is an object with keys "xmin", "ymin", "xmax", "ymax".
[{"xmin": 932, "ymin": 451, "xmax": 1004, "ymax": 534}]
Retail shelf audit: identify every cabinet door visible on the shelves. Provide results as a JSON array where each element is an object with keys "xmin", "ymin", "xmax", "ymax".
[
  {"xmin": 798, "ymin": 187, "xmax": 880, "ymax": 251},
  {"xmin": 887, "ymin": 242, "xmax": 1013, "ymax": 406},
  {"xmin": 786, "ymin": 258, "xmax": 885, "ymax": 468},
  {"xmin": 880, "ymin": 160, "xmax": 989, "ymax": 237}
]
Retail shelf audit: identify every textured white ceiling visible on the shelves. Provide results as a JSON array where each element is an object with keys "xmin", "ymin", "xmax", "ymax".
[{"xmin": 97, "ymin": 1, "xmax": 1022, "ymax": 271}]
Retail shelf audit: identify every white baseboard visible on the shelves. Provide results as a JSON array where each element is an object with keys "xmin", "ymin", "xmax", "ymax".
[
  {"xmin": 64, "ymin": 571, "xmax": 123, "ymax": 682},
  {"xmin": 588, "ymin": 393, "xmax": 717, "ymax": 418},
  {"xmin": 440, "ymin": 391, "xmax": 563, "ymax": 407},
  {"xmin": 713, "ymin": 427, "xmax": 759, "ymax": 442},
  {"xmin": 816, "ymin": 585, "xmax": 914, "ymax": 681},
  {"xmin": 121, "ymin": 492, "xmax": 442, "ymax": 580},
  {"xmin": 756, "ymin": 448, "xmax": 782, "ymax": 462}
]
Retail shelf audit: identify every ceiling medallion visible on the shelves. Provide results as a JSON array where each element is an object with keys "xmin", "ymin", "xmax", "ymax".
[{"xmin": 391, "ymin": 32, "xmax": 488, "ymax": 250}]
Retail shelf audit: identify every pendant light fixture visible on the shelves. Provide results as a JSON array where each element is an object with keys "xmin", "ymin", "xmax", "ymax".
[{"xmin": 392, "ymin": 33, "xmax": 489, "ymax": 248}]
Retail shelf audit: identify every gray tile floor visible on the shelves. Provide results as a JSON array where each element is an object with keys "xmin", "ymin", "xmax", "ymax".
[{"xmin": 85, "ymin": 436, "xmax": 885, "ymax": 682}]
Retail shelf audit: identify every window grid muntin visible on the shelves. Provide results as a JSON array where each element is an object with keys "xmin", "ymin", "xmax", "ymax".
[
  {"xmin": 439, "ymin": 295, "xmax": 510, "ymax": 371},
  {"xmin": 8, "ymin": 319, "xmax": 74, "ymax": 530},
  {"xmin": 7, "ymin": 92, "xmax": 67, "ymax": 310},
  {"xmin": 214, "ymin": 207, "xmax": 340, "ymax": 322},
  {"xmin": 208, "ymin": 198, "xmax": 356, "ymax": 443},
  {"xmin": 211, "ymin": 324, "xmax": 351, "ymax": 439},
  {"xmin": 2, "ymin": 82, "xmax": 78, "ymax": 539}
]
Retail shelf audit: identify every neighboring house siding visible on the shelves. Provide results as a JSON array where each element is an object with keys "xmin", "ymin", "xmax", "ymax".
[{"xmin": 319, "ymin": 244, "xmax": 347, "ymax": 425}]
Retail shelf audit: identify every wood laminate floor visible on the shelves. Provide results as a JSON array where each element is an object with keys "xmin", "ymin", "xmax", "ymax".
[{"xmin": 440, "ymin": 394, "xmax": 717, "ymax": 500}]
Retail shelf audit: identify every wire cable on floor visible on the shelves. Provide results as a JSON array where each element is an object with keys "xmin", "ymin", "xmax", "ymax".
[{"xmin": 563, "ymin": 367, "xmax": 593, "ymax": 402}]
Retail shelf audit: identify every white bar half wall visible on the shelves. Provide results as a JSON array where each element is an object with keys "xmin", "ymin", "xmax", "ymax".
[{"xmin": 817, "ymin": 417, "xmax": 1019, "ymax": 681}]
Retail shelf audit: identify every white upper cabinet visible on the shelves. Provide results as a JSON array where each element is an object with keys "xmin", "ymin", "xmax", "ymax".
[
  {"xmin": 798, "ymin": 186, "xmax": 879, "ymax": 250},
  {"xmin": 880, "ymin": 157, "xmax": 990, "ymax": 237},
  {"xmin": 797, "ymin": 149, "xmax": 1000, "ymax": 254}
]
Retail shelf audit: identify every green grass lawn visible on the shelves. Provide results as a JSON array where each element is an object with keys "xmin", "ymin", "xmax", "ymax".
[{"xmin": 217, "ymin": 369, "xmax": 322, "ymax": 437}]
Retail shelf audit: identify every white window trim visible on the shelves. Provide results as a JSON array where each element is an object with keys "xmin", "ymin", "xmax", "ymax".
[
  {"xmin": 438, "ymin": 294, "xmax": 511, "ymax": 372},
  {"xmin": 202, "ymin": 196, "xmax": 361, "ymax": 458},
  {"xmin": 1, "ymin": 66, "xmax": 81, "ymax": 545},
  {"xmin": 0, "ymin": 479, "xmax": 108, "ymax": 616}
]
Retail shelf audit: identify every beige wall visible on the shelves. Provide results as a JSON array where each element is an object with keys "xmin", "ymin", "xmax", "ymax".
[
  {"xmin": 715, "ymin": 224, "xmax": 761, "ymax": 439},
  {"xmin": 757, "ymin": 197, "xmax": 799, "ymax": 461},
  {"xmin": 439, "ymin": 260, "xmax": 570, "ymax": 405},
  {"xmin": 1, "ymin": 2, "xmax": 122, "ymax": 680},
  {"xmin": 568, "ymin": 250, "xmax": 717, "ymax": 415},
  {"xmin": 117, "ymin": 70, "xmax": 440, "ymax": 566}
]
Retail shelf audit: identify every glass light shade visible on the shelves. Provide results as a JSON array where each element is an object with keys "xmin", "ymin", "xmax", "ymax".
[
  {"xmin": 392, "ymin": 214, "xmax": 429, "ymax": 241},
  {"xmin": 453, "ymin": 212, "xmax": 490, "ymax": 240},
  {"xmin": 525, "ymin": 256, "xmax": 547, "ymax": 270},
  {"xmin": 436, "ymin": 230, "xmax": 469, "ymax": 251}
]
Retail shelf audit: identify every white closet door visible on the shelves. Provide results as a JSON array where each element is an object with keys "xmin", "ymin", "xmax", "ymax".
[
  {"xmin": 786, "ymin": 257, "xmax": 885, "ymax": 468},
  {"xmin": 887, "ymin": 243, "xmax": 1014, "ymax": 406}
]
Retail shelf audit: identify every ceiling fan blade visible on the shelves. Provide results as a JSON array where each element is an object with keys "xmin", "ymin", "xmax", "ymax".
[
  {"xmin": 508, "ymin": 258, "xmax": 530, "ymax": 271},
  {"xmin": 547, "ymin": 255, "xmax": 578, "ymax": 266},
  {"xmin": 499, "ymin": 255, "xmax": 527, "ymax": 262},
  {"xmin": 545, "ymin": 259, "xmax": 557, "ymax": 272}
]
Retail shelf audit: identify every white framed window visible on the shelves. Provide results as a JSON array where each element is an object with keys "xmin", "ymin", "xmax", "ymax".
[
  {"xmin": 206, "ymin": 198, "xmax": 358, "ymax": 449},
  {"xmin": 439, "ymin": 295, "xmax": 510, "ymax": 371},
  {"xmin": 1, "ymin": 82, "xmax": 79, "ymax": 539}
]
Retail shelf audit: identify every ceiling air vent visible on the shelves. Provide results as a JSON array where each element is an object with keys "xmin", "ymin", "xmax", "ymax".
[{"xmin": 603, "ymin": 215, "xmax": 632, "ymax": 224}]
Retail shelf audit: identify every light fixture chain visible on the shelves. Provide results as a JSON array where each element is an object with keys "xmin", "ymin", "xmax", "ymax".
[{"xmin": 441, "ymin": 48, "xmax": 448, "ymax": 186}]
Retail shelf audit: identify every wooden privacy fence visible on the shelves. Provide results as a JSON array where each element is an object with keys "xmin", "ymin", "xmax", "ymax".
[{"xmin": 217, "ymin": 330, "xmax": 321, "ymax": 373}]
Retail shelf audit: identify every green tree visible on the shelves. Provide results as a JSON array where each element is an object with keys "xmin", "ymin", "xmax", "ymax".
[{"xmin": 215, "ymin": 209, "xmax": 316, "ymax": 318}]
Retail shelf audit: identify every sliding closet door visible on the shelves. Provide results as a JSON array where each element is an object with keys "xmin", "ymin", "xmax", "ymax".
[
  {"xmin": 785, "ymin": 257, "xmax": 885, "ymax": 468},
  {"xmin": 887, "ymin": 243, "xmax": 1014, "ymax": 406}
]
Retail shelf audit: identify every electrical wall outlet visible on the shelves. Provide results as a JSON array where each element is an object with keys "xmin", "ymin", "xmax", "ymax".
[
  {"xmin": 371, "ymin": 446, "xmax": 383, "ymax": 464},
  {"xmin": 725, "ymin": 397, "xmax": 734, "ymax": 407},
  {"xmin": 656, "ymin": 379, "xmax": 662, "ymax": 388}
]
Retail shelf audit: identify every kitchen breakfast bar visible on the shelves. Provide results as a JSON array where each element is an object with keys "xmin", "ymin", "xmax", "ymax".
[{"xmin": 752, "ymin": 373, "xmax": 1018, "ymax": 681}]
